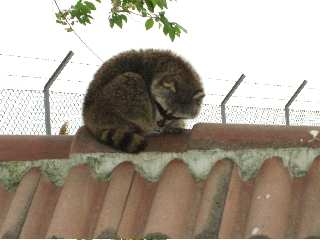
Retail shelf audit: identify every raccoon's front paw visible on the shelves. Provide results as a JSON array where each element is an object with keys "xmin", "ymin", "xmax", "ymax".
[
  {"xmin": 143, "ymin": 128, "xmax": 163, "ymax": 136},
  {"xmin": 164, "ymin": 127, "xmax": 184, "ymax": 134}
]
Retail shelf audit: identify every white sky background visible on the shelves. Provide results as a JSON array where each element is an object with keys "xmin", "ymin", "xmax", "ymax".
[{"xmin": 1, "ymin": 0, "xmax": 320, "ymax": 110}]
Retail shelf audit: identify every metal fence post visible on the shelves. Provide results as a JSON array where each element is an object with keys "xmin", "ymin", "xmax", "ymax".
[
  {"xmin": 221, "ymin": 74, "xmax": 246, "ymax": 123},
  {"xmin": 44, "ymin": 51, "xmax": 74, "ymax": 135},
  {"xmin": 285, "ymin": 80, "xmax": 307, "ymax": 125}
]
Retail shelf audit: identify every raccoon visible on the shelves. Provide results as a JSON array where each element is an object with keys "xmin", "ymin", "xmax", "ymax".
[{"xmin": 83, "ymin": 49, "xmax": 205, "ymax": 153}]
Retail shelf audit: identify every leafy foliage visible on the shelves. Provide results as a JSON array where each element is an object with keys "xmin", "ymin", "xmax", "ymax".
[{"xmin": 55, "ymin": 0, "xmax": 186, "ymax": 42}]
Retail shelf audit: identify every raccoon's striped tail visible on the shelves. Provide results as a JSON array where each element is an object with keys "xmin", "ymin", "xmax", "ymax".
[{"xmin": 99, "ymin": 129, "xmax": 147, "ymax": 153}]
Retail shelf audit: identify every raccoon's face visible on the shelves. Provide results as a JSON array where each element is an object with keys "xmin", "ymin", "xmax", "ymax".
[{"xmin": 151, "ymin": 73, "xmax": 205, "ymax": 125}]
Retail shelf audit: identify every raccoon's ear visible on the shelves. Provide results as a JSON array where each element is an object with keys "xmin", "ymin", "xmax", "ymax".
[
  {"xmin": 193, "ymin": 91, "xmax": 205, "ymax": 104},
  {"xmin": 163, "ymin": 81, "xmax": 176, "ymax": 93}
]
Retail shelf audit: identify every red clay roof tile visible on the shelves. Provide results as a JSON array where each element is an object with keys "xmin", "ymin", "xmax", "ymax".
[
  {"xmin": 116, "ymin": 166, "xmax": 158, "ymax": 238},
  {"xmin": 19, "ymin": 172, "xmax": 62, "ymax": 238},
  {"xmin": 0, "ymin": 168, "xmax": 41, "ymax": 238},
  {"xmin": 94, "ymin": 161, "xmax": 135, "ymax": 238},
  {"xmin": 46, "ymin": 165, "xmax": 108, "ymax": 239},
  {"xmin": 0, "ymin": 135, "xmax": 73, "ymax": 162},
  {"xmin": 295, "ymin": 156, "xmax": 320, "ymax": 238},
  {"xmin": 1, "ymin": 123, "xmax": 320, "ymax": 238}
]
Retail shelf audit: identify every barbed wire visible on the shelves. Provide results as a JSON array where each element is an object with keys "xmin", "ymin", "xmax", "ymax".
[
  {"xmin": 207, "ymin": 93, "xmax": 287, "ymax": 102},
  {"xmin": 0, "ymin": 53, "xmax": 101, "ymax": 67},
  {"xmin": 204, "ymin": 78, "xmax": 295, "ymax": 88},
  {"xmin": 1, "ymin": 59, "xmax": 320, "ymax": 91},
  {"xmin": 207, "ymin": 93, "xmax": 320, "ymax": 104},
  {"xmin": 0, "ymin": 74, "xmax": 88, "ymax": 83},
  {"xmin": 1, "ymin": 54, "xmax": 320, "ymax": 91},
  {"xmin": 203, "ymin": 77, "xmax": 320, "ymax": 91}
]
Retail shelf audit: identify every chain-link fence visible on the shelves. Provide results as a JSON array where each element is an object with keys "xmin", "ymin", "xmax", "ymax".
[
  {"xmin": 1, "ymin": 88, "xmax": 320, "ymax": 135},
  {"xmin": 187, "ymin": 104, "xmax": 320, "ymax": 127},
  {"xmin": 0, "ymin": 89, "xmax": 84, "ymax": 135}
]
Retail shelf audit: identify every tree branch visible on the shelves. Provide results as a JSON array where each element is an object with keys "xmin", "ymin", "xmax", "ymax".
[{"xmin": 53, "ymin": 0, "xmax": 104, "ymax": 63}]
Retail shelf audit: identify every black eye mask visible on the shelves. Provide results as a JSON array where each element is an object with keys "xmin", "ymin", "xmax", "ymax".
[
  {"xmin": 155, "ymin": 101, "xmax": 167, "ymax": 127},
  {"xmin": 155, "ymin": 101, "xmax": 183, "ymax": 127}
]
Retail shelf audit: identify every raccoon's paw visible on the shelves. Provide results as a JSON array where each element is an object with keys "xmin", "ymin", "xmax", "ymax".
[
  {"xmin": 163, "ymin": 119, "xmax": 186, "ymax": 134},
  {"xmin": 144, "ymin": 128, "xmax": 163, "ymax": 136},
  {"xmin": 164, "ymin": 127, "xmax": 184, "ymax": 134},
  {"xmin": 101, "ymin": 129, "xmax": 147, "ymax": 153}
]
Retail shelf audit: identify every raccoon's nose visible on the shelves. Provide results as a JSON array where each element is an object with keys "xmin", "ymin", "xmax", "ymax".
[{"xmin": 157, "ymin": 120, "xmax": 165, "ymax": 127}]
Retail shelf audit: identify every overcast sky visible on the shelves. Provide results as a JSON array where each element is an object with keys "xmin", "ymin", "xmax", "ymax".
[{"xmin": 1, "ymin": 0, "xmax": 320, "ymax": 110}]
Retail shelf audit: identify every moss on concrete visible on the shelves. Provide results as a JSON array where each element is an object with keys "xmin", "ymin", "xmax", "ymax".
[{"xmin": 1, "ymin": 147, "xmax": 320, "ymax": 192}]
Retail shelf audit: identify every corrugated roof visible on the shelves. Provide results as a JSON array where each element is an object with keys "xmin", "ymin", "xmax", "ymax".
[{"xmin": 1, "ymin": 123, "xmax": 320, "ymax": 238}]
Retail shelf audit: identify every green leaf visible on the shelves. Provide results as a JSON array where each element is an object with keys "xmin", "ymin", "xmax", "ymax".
[
  {"xmin": 95, "ymin": 0, "xmax": 101, "ymax": 2},
  {"xmin": 163, "ymin": 24, "xmax": 170, "ymax": 35},
  {"xmin": 169, "ymin": 28, "xmax": 175, "ymax": 41},
  {"xmin": 83, "ymin": 16, "xmax": 91, "ymax": 24},
  {"xmin": 120, "ymin": 14, "xmax": 127, "ymax": 23},
  {"xmin": 80, "ymin": 17, "xmax": 87, "ymax": 25},
  {"xmin": 145, "ymin": 0, "xmax": 155, "ymax": 13},
  {"xmin": 158, "ymin": 11, "xmax": 165, "ymax": 17},
  {"xmin": 55, "ymin": 13, "xmax": 61, "ymax": 20},
  {"xmin": 141, "ymin": 8, "xmax": 147, "ymax": 17},
  {"xmin": 151, "ymin": 0, "xmax": 157, "ymax": 7},
  {"xmin": 70, "ymin": 9, "xmax": 81, "ymax": 18},
  {"xmin": 175, "ymin": 23, "xmax": 187, "ymax": 33},
  {"xmin": 109, "ymin": 18, "xmax": 115, "ymax": 28},
  {"xmin": 158, "ymin": 11, "xmax": 169, "ymax": 24},
  {"xmin": 84, "ymin": 1, "xmax": 96, "ymax": 10},
  {"xmin": 174, "ymin": 25, "xmax": 181, "ymax": 34},
  {"xmin": 76, "ymin": 1, "xmax": 91, "ymax": 14},
  {"xmin": 136, "ymin": 2, "xmax": 143, "ymax": 12},
  {"xmin": 145, "ymin": 18, "xmax": 154, "ymax": 30},
  {"xmin": 156, "ymin": 0, "xmax": 167, "ymax": 9},
  {"xmin": 114, "ymin": 15, "xmax": 123, "ymax": 28},
  {"xmin": 156, "ymin": 0, "xmax": 163, "ymax": 9},
  {"xmin": 162, "ymin": 0, "xmax": 168, "ymax": 9}
]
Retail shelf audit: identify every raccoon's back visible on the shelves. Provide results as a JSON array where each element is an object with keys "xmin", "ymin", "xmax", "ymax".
[
  {"xmin": 83, "ymin": 50, "xmax": 144, "ymax": 110},
  {"xmin": 83, "ymin": 49, "xmax": 198, "ymax": 109}
]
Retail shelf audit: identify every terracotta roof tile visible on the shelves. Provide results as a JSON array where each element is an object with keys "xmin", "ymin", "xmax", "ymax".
[
  {"xmin": 46, "ymin": 165, "xmax": 108, "ymax": 239},
  {"xmin": 220, "ymin": 156, "xmax": 320, "ymax": 238},
  {"xmin": 1, "ymin": 123, "xmax": 320, "ymax": 238},
  {"xmin": 20, "ymin": 171, "xmax": 62, "ymax": 238},
  {"xmin": 0, "ymin": 135, "xmax": 73, "ymax": 162},
  {"xmin": 296, "ymin": 156, "xmax": 320, "ymax": 238},
  {"xmin": 94, "ymin": 162, "xmax": 135, "ymax": 238},
  {"xmin": 0, "ymin": 168, "xmax": 41, "ymax": 238}
]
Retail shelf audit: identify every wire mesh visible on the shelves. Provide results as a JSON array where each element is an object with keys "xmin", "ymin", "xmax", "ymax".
[
  {"xmin": 0, "ymin": 89, "xmax": 45, "ymax": 134},
  {"xmin": 49, "ymin": 91, "xmax": 84, "ymax": 135},
  {"xmin": 1, "ymin": 89, "xmax": 320, "ymax": 135},
  {"xmin": 0, "ymin": 89, "xmax": 84, "ymax": 135}
]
